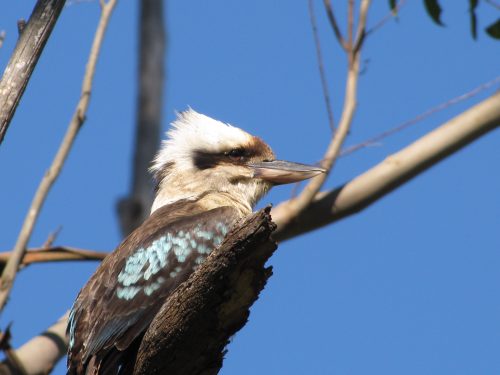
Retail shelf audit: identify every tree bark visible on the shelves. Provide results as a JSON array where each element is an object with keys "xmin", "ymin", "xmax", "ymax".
[
  {"xmin": 0, "ymin": 0, "xmax": 66, "ymax": 145},
  {"xmin": 133, "ymin": 207, "xmax": 277, "ymax": 375}
]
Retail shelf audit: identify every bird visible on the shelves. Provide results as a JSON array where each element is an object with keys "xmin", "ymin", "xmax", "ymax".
[{"xmin": 67, "ymin": 109, "xmax": 324, "ymax": 374}]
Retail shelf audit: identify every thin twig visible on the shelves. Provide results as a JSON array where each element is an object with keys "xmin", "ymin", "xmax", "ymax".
[
  {"xmin": 0, "ymin": 247, "xmax": 107, "ymax": 269},
  {"xmin": 273, "ymin": 91, "xmax": 500, "ymax": 241},
  {"xmin": 348, "ymin": 0, "xmax": 354, "ymax": 49},
  {"xmin": 366, "ymin": 0, "xmax": 407, "ymax": 36},
  {"xmin": 276, "ymin": 0, "xmax": 372, "ymax": 231},
  {"xmin": 0, "ymin": 31, "xmax": 6, "ymax": 49},
  {"xmin": 0, "ymin": 0, "xmax": 118, "ymax": 314},
  {"xmin": 485, "ymin": 0, "xmax": 500, "ymax": 10},
  {"xmin": 17, "ymin": 19, "xmax": 27, "ymax": 35},
  {"xmin": 309, "ymin": 0, "xmax": 335, "ymax": 131},
  {"xmin": 353, "ymin": 0, "xmax": 371, "ymax": 55},
  {"xmin": 323, "ymin": 0, "xmax": 348, "ymax": 50},
  {"xmin": 340, "ymin": 75, "xmax": 500, "ymax": 157},
  {"xmin": 41, "ymin": 226, "xmax": 62, "ymax": 249}
]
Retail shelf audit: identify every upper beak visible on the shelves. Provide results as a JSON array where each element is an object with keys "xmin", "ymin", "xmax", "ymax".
[{"xmin": 249, "ymin": 160, "xmax": 326, "ymax": 185}]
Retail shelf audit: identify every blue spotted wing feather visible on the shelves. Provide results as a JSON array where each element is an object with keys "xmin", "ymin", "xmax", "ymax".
[{"xmin": 67, "ymin": 202, "xmax": 239, "ymax": 374}]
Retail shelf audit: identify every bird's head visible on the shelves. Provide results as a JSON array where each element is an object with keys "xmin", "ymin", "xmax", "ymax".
[{"xmin": 150, "ymin": 109, "xmax": 324, "ymax": 215}]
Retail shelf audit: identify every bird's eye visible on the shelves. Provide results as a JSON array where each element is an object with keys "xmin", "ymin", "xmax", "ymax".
[{"xmin": 226, "ymin": 148, "xmax": 246, "ymax": 161}]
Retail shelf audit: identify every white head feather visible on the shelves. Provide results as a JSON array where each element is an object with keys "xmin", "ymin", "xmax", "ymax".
[
  {"xmin": 151, "ymin": 109, "xmax": 253, "ymax": 174},
  {"xmin": 150, "ymin": 109, "xmax": 273, "ymax": 215}
]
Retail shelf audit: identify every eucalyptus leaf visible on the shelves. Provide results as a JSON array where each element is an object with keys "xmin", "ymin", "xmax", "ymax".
[
  {"xmin": 424, "ymin": 0, "xmax": 444, "ymax": 26},
  {"xmin": 485, "ymin": 18, "xmax": 500, "ymax": 39},
  {"xmin": 389, "ymin": 0, "xmax": 397, "ymax": 15},
  {"xmin": 469, "ymin": 0, "xmax": 478, "ymax": 40}
]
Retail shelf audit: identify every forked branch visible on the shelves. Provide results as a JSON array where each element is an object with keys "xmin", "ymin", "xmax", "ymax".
[{"xmin": 277, "ymin": 0, "xmax": 372, "ymax": 232}]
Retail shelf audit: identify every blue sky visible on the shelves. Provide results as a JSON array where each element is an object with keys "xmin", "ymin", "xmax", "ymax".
[{"xmin": 0, "ymin": 1, "xmax": 499, "ymax": 374}]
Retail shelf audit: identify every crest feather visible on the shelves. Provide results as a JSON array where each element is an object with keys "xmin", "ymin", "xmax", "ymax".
[{"xmin": 150, "ymin": 109, "xmax": 252, "ymax": 176}]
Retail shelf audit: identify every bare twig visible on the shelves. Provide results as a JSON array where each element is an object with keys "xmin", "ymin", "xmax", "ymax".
[
  {"xmin": 0, "ymin": 31, "xmax": 6, "ymax": 49},
  {"xmin": 277, "ymin": 0, "xmax": 372, "ymax": 232},
  {"xmin": 485, "ymin": 0, "xmax": 500, "ymax": 10},
  {"xmin": 17, "ymin": 19, "xmax": 27, "ymax": 35},
  {"xmin": 66, "ymin": 0, "xmax": 98, "ymax": 5},
  {"xmin": 41, "ymin": 226, "xmax": 62, "ymax": 248},
  {"xmin": 340, "ymin": 75, "xmax": 500, "ymax": 157},
  {"xmin": 0, "ymin": 247, "xmax": 107, "ymax": 271},
  {"xmin": 0, "ymin": 0, "xmax": 118, "ymax": 314},
  {"xmin": 117, "ymin": 0, "xmax": 166, "ymax": 237},
  {"xmin": 308, "ymin": 0, "xmax": 335, "ymax": 131},
  {"xmin": 348, "ymin": 0, "xmax": 354, "ymax": 49},
  {"xmin": 0, "ymin": 0, "xmax": 66, "ymax": 145},
  {"xmin": 366, "ymin": 0, "xmax": 407, "ymax": 36},
  {"xmin": 353, "ymin": 0, "xmax": 371, "ymax": 55},
  {"xmin": 273, "ymin": 91, "xmax": 500, "ymax": 241},
  {"xmin": 323, "ymin": 0, "xmax": 348, "ymax": 50}
]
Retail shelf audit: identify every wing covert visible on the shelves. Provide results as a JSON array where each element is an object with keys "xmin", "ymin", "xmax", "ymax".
[{"xmin": 67, "ymin": 203, "xmax": 240, "ymax": 374}]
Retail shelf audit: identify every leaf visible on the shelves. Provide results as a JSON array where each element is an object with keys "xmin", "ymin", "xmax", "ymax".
[
  {"xmin": 389, "ymin": 0, "xmax": 397, "ymax": 15},
  {"xmin": 485, "ymin": 18, "xmax": 500, "ymax": 39},
  {"xmin": 423, "ymin": 0, "xmax": 444, "ymax": 26},
  {"xmin": 469, "ymin": 0, "xmax": 478, "ymax": 40}
]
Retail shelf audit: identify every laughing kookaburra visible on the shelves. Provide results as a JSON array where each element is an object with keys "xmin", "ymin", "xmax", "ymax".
[{"xmin": 67, "ymin": 109, "xmax": 324, "ymax": 374}]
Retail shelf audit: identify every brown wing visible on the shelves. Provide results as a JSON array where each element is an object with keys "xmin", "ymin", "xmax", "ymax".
[{"xmin": 67, "ymin": 202, "xmax": 240, "ymax": 374}]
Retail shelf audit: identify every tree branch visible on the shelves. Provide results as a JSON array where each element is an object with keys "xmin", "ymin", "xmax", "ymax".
[
  {"xmin": 133, "ymin": 208, "xmax": 277, "ymax": 374},
  {"xmin": 0, "ymin": 0, "xmax": 66, "ymax": 145},
  {"xmin": 0, "ymin": 247, "xmax": 107, "ymax": 273},
  {"xmin": 323, "ymin": 0, "xmax": 348, "ymax": 50},
  {"xmin": 117, "ymin": 0, "xmax": 166, "ymax": 237},
  {"xmin": 277, "ymin": 0, "xmax": 372, "ymax": 233},
  {"xmin": 0, "ymin": 0, "xmax": 117, "ymax": 314},
  {"xmin": 340, "ymin": 76, "xmax": 500, "ymax": 157},
  {"xmin": 0, "ymin": 312, "xmax": 69, "ymax": 375},
  {"xmin": 309, "ymin": 0, "xmax": 335, "ymax": 131},
  {"xmin": 8, "ymin": 89, "xmax": 499, "ymax": 374},
  {"xmin": 272, "ymin": 90, "xmax": 500, "ymax": 241}
]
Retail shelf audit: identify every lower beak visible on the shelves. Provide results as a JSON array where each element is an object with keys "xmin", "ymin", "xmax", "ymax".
[{"xmin": 249, "ymin": 160, "xmax": 326, "ymax": 185}]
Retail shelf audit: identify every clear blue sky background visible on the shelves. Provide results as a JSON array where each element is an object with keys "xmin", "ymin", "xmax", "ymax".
[{"xmin": 0, "ymin": 1, "xmax": 499, "ymax": 374}]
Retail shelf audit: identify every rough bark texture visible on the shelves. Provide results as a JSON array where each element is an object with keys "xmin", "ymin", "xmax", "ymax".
[
  {"xmin": 133, "ymin": 207, "xmax": 277, "ymax": 375},
  {"xmin": 117, "ymin": 0, "xmax": 165, "ymax": 237},
  {"xmin": 0, "ymin": 0, "xmax": 66, "ymax": 144}
]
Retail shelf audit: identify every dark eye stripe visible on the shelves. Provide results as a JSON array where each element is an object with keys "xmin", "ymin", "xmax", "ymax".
[
  {"xmin": 225, "ymin": 148, "xmax": 246, "ymax": 159},
  {"xmin": 192, "ymin": 150, "xmax": 222, "ymax": 170}
]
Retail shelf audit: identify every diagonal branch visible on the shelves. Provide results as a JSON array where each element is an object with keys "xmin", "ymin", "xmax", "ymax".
[
  {"xmin": 272, "ymin": 90, "xmax": 500, "ymax": 241},
  {"xmin": 0, "ymin": 0, "xmax": 66, "ymax": 145},
  {"xmin": 0, "ymin": 0, "xmax": 118, "ymax": 314},
  {"xmin": 323, "ymin": 0, "xmax": 348, "ymax": 50},
  {"xmin": 366, "ymin": 0, "xmax": 408, "ymax": 36},
  {"xmin": 277, "ymin": 0, "xmax": 372, "ymax": 233},
  {"xmin": 340, "ymin": 76, "xmax": 500, "ymax": 157}
]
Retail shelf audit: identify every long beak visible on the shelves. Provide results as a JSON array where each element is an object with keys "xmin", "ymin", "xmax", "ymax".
[{"xmin": 249, "ymin": 160, "xmax": 326, "ymax": 185}]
